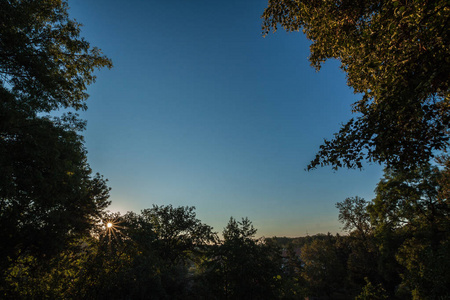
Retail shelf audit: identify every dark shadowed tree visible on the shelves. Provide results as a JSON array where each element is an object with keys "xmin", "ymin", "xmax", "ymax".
[
  {"xmin": 2, "ymin": 206, "xmax": 217, "ymax": 299},
  {"xmin": 355, "ymin": 277, "xmax": 388, "ymax": 300},
  {"xmin": 368, "ymin": 164, "xmax": 450, "ymax": 299},
  {"xmin": 83, "ymin": 206, "xmax": 216, "ymax": 299},
  {"xmin": 0, "ymin": 113, "xmax": 110, "ymax": 261},
  {"xmin": 0, "ymin": 0, "xmax": 112, "ymax": 285},
  {"xmin": 200, "ymin": 217, "xmax": 283, "ymax": 299},
  {"xmin": 141, "ymin": 205, "xmax": 217, "ymax": 265},
  {"xmin": 300, "ymin": 235, "xmax": 347, "ymax": 299},
  {"xmin": 337, "ymin": 196, "xmax": 372, "ymax": 238},
  {"xmin": 336, "ymin": 197, "xmax": 382, "ymax": 296},
  {"xmin": 0, "ymin": 0, "xmax": 112, "ymax": 112}
]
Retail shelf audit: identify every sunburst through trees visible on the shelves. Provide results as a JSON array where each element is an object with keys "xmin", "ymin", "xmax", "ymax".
[{"xmin": 101, "ymin": 215, "xmax": 126, "ymax": 245}]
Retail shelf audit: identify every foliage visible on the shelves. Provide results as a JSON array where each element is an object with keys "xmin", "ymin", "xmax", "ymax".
[
  {"xmin": 262, "ymin": 2, "xmax": 450, "ymax": 297},
  {"xmin": 355, "ymin": 277, "xmax": 388, "ymax": 300},
  {"xmin": 336, "ymin": 197, "xmax": 381, "ymax": 295},
  {"xmin": 200, "ymin": 217, "xmax": 283, "ymax": 299},
  {"xmin": 262, "ymin": 0, "xmax": 450, "ymax": 170},
  {"xmin": 0, "ymin": 106, "xmax": 111, "ymax": 263},
  {"xmin": 3, "ymin": 198, "xmax": 446, "ymax": 299},
  {"xmin": 141, "ymin": 205, "xmax": 218, "ymax": 264},
  {"xmin": 300, "ymin": 235, "xmax": 347, "ymax": 299},
  {"xmin": 80, "ymin": 207, "xmax": 217, "ymax": 299},
  {"xmin": 368, "ymin": 163, "xmax": 450, "ymax": 298},
  {"xmin": 278, "ymin": 244, "xmax": 306, "ymax": 299},
  {"xmin": 337, "ymin": 196, "xmax": 372, "ymax": 236},
  {"xmin": 1, "ymin": 206, "xmax": 217, "ymax": 299},
  {"xmin": 2, "ymin": 1, "xmax": 450, "ymax": 298},
  {"xmin": 0, "ymin": 0, "xmax": 112, "ymax": 295},
  {"xmin": 0, "ymin": 0, "xmax": 112, "ymax": 112}
]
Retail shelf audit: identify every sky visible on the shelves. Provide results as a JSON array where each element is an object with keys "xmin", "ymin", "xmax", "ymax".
[{"xmin": 68, "ymin": 0, "xmax": 384, "ymax": 237}]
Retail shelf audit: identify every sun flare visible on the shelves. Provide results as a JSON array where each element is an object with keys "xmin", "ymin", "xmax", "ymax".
[{"xmin": 101, "ymin": 217, "xmax": 125, "ymax": 244}]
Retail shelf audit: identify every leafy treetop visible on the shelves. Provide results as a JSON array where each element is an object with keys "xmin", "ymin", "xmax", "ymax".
[
  {"xmin": 262, "ymin": 0, "xmax": 449, "ymax": 170},
  {"xmin": 0, "ymin": 0, "xmax": 112, "ymax": 262},
  {"xmin": 0, "ymin": 0, "xmax": 112, "ymax": 112}
]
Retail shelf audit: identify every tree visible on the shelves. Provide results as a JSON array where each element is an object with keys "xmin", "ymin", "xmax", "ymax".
[
  {"xmin": 7, "ymin": 206, "xmax": 217, "ymax": 299},
  {"xmin": 121, "ymin": 206, "xmax": 216, "ymax": 299},
  {"xmin": 262, "ymin": 0, "xmax": 449, "ymax": 170},
  {"xmin": 337, "ymin": 196, "xmax": 372, "ymax": 238},
  {"xmin": 0, "ymin": 112, "xmax": 111, "ymax": 262},
  {"xmin": 300, "ymin": 235, "xmax": 347, "ymax": 299},
  {"xmin": 0, "ymin": 0, "xmax": 112, "ymax": 273},
  {"xmin": 141, "ymin": 205, "xmax": 217, "ymax": 264},
  {"xmin": 336, "ymin": 197, "xmax": 381, "ymax": 294},
  {"xmin": 369, "ymin": 164, "xmax": 448, "ymax": 241},
  {"xmin": 201, "ymin": 217, "xmax": 283, "ymax": 299},
  {"xmin": 0, "ymin": 0, "xmax": 112, "ymax": 112},
  {"xmin": 69, "ymin": 211, "xmax": 165, "ymax": 300},
  {"xmin": 368, "ymin": 164, "xmax": 450, "ymax": 298},
  {"xmin": 355, "ymin": 278, "xmax": 388, "ymax": 300}
]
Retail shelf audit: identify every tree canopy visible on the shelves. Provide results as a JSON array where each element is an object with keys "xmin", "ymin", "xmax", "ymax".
[
  {"xmin": 262, "ymin": 0, "xmax": 450, "ymax": 170},
  {"xmin": 0, "ymin": 0, "xmax": 112, "ymax": 112},
  {"xmin": 368, "ymin": 163, "xmax": 450, "ymax": 298},
  {"xmin": 200, "ymin": 217, "xmax": 283, "ymax": 299},
  {"xmin": 262, "ymin": 2, "xmax": 450, "ymax": 296},
  {"xmin": 0, "ymin": 0, "xmax": 112, "ymax": 264}
]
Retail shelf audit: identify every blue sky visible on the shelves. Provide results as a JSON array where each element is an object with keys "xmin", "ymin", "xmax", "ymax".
[{"xmin": 69, "ymin": 0, "xmax": 384, "ymax": 237}]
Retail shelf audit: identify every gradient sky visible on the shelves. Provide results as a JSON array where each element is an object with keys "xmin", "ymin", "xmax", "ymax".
[{"xmin": 68, "ymin": 0, "xmax": 384, "ymax": 237}]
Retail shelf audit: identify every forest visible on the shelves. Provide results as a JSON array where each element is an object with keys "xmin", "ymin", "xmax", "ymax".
[{"xmin": 1, "ymin": 0, "xmax": 449, "ymax": 299}]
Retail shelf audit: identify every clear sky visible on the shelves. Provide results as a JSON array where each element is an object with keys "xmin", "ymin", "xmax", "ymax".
[{"xmin": 68, "ymin": 0, "xmax": 384, "ymax": 237}]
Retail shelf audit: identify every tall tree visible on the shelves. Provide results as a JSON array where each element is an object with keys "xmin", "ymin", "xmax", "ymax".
[
  {"xmin": 0, "ymin": 114, "xmax": 110, "ymax": 259},
  {"xmin": 337, "ymin": 196, "xmax": 372, "ymax": 239},
  {"xmin": 369, "ymin": 164, "xmax": 450, "ymax": 298},
  {"xmin": 336, "ymin": 197, "xmax": 380, "ymax": 293},
  {"xmin": 0, "ymin": 0, "xmax": 112, "ymax": 112},
  {"xmin": 0, "ymin": 0, "xmax": 112, "ymax": 267},
  {"xmin": 262, "ymin": 0, "xmax": 449, "ymax": 170}
]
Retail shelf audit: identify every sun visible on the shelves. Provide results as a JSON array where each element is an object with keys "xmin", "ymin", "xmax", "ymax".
[
  {"xmin": 101, "ymin": 217, "xmax": 125, "ymax": 244},
  {"xmin": 103, "ymin": 218, "xmax": 119, "ymax": 231}
]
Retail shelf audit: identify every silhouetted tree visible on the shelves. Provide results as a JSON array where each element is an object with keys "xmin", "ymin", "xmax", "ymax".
[
  {"xmin": 335, "ymin": 197, "xmax": 381, "ymax": 296},
  {"xmin": 201, "ymin": 217, "xmax": 283, "ymax": 299},
  {"xmin": 300, "ymin": 235, "xmax": 347, "ymax": 299},
  {"xmin": 0, "ymin": 0, "xmax": 112, "ymax": 112},
  {"xmin": 369, "ymin": 164, "xmax": 450, "ymax": 298},
  {"xmin": 0, "ymin": 0, "xmax": 112, "ymax": 294}
]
